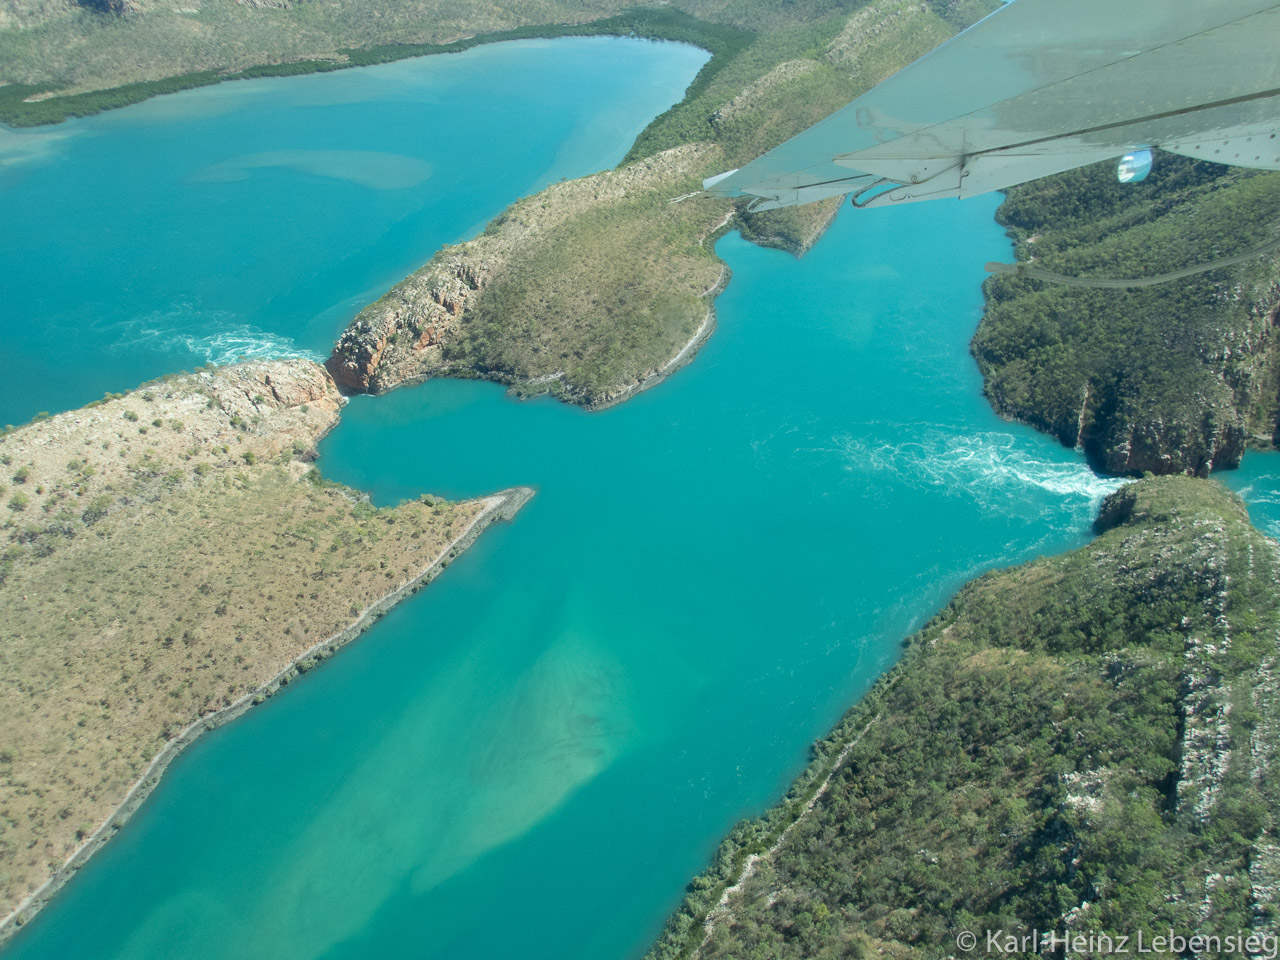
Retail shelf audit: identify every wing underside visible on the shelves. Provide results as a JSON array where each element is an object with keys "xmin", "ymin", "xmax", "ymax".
[{"xmin": 704, "ymin": 0, "xmax": 1280, "ymax": 211}]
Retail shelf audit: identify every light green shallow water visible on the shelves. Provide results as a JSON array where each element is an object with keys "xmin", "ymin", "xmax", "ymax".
[{"xmin": 0, "ymin": 35, "xmax": 1177, "ymax": 960}]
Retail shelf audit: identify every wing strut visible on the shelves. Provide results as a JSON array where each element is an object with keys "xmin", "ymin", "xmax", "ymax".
[{"xmin": 985, "ymin": 235, "xmax": 1280, "ymax": 289}]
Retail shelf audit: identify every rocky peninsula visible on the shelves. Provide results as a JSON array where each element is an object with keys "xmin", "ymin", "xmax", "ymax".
[
  {"xmin": 327, "ymin": 0, "xmax": 997, "ymax": 407},
  {"xmin": 0, "ymin": 359, "xmax": 528, "ymax": 938},
  {"xmin": 326, "ymin": 144, "xmax": 733, "ymax": 407}
]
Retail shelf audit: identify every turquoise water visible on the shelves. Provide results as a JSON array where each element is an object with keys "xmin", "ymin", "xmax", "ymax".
[
  {"xmin": 4, "ymin": 169, "xmax": 1131, "ymax": 955},
  {"xmin": 8, "ymin": 33, "xmax": 1280, "ymax": 960},
  {"xmin": 0, "ymin": 37, "xmax": 709, "ymax": 427},
  {"xmin": 1220, "ymin": 452, "xmax": 1280, "ymax": 536},
  {"xmin": 6, "ymin": 33, "xmax": 1235, "ymax": 960}
]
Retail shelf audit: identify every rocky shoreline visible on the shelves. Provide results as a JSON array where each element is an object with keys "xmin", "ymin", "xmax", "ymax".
[
  {"xmin": 589, "ymin": 261, "xmax": 732, "ymax": 410},
  {"xmin": 325, "ymin": 144, "xmax": 732, "ymax": 406},
  {"xmin": 973, "ymin": 157, "xmax": 1280, "ymax": 477}
]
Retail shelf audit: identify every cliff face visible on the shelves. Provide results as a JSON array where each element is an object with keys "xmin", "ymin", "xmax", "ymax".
[
  {"xmin": 326, "ymin": 144, "xmax": 729, "ymax": 405},
  {"xmin": 327, "ymin": 253, "xmax": 485, "ymax": 393},
  {"xmin": 647, "ymin": 476, "xmax": 1280, "ymax": 960},
  {"xmin": 974, "ymin": 156, "xmax": 1280, "ymax": 477}
]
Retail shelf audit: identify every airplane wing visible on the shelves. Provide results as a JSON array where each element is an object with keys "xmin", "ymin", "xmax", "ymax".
[{"xmin": 702, "ymin": 0, "xmax": 1280, "ymax": 211}]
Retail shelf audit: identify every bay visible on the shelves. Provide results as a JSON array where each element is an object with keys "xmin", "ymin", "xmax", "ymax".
[{"xmin": 0, "ymin": 36, "xmax": 709, "ymax": 426}]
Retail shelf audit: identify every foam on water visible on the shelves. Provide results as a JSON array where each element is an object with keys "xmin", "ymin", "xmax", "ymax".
[
  {"xmin": 832, "ymin": 425, "xmax": 1128, "ymax": 511},
  {"xmin": 113, "ymin": 309, "xmax": 321, "ymax": 364},
  {"xmin": 170, "ymin": 329, "xmax": 321, "ymax": 364}
]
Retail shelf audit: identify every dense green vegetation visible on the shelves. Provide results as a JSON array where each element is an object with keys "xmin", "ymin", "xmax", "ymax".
[
  {"xmin": 973, "ymin": 155, "xmax": 1280, "ymax": 476},
  {"xmin": 624, "ymin": 0, "xmax": 985, "ymax": 166},
  {"xmin": 0, "ymin": 73, "xmax": 224, "ymax": 127},
  {"xmin": 735, "ymin": 195, "xmax": 843, "ymax": 256},
  {"xmin": 1, "ymin": 0, "xmax": 632, "ymax": 107},
  {"xmin": 0, "ymin": 0, "xmax": 991, "ymax": 128},
  {"xmin": 647, "ymin": 476, "xmax": 1280, "ymax": 959},
  {"xmin": 461, "ymin": 0, "xmax": 999, "ymax": 395}
]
